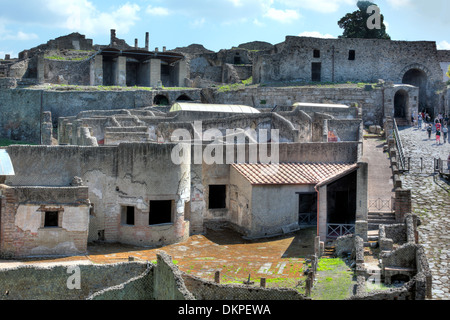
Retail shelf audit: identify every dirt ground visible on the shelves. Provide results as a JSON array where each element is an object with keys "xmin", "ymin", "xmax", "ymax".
[{"xmin": 2, "ymin": 226, "xmax": 317, "ymax": 288}]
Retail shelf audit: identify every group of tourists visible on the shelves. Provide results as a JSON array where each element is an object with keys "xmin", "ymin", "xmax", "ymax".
[{"xmin": 413, "ymin": 111, "xmax": 449, "ymax": 145}]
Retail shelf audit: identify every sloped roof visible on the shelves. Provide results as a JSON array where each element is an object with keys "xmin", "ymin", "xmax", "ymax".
[
  {"xmin": 170, "ymin": 103, "xmax": 260, "ymax": 114},
  {"xmin": 232, "ymin": 162, "xmax": 358, "ymax": 186},
  {"xmin": 0, "ymin": 149, "xmax": 15, "ymax": 176}
]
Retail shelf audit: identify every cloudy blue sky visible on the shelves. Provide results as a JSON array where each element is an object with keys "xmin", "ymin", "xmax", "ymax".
[{"xmin": 0, "ymin": 0, "xmax": 449, "ymax": 58}]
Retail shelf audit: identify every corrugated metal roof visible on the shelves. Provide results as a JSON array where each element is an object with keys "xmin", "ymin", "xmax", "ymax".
[
  {"xmin": 293, "ymin": 102, "xmax": 349, "ymax": 109},
  {"xmin": 0, "ymin": 149, "xmax": 15, "ymax": 176},
  {"xmin": 170, "ymin": 103, "xmax": 260, "ymax": 114},
  {"xmin": 232, "ymin": 162, "xmax": 358, "ymax": 186}
]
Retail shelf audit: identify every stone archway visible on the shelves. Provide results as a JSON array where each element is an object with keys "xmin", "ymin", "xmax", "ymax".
[
  {"xmin": 401, "ymin": 67, "xmax": 428, "ymax": 115},
  {"xmin": 394, "ymin": 90, "xmax": 409, "ymax": 119},
  {"xmin": 153, "ymin": 94, "xmax": 169, "ymax": 106},
  {"xmin": 176, "ymin": 94, "xmax": 193, "ymax": 102}
]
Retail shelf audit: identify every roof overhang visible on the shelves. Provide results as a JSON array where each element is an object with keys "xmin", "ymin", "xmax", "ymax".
[
  {"xmin": 232, "ymin": 162, "xmax": 359, "ymax": 186},
  {"xmin": 100, "ymin": 48, "xmax": 184, "ymax": 64}
]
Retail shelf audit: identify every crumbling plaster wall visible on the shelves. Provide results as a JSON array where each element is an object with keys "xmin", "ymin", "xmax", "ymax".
[
  {"xmin": 249, "ymin": 184, "xmax": 314, "ymax": 239},
  {"xmin": 0, "ymin": 185, "xmax": 90, "ymax": 257},
  {"xmin": 5, "ymin": 143, "xmax": 191, "ymax": 247}
]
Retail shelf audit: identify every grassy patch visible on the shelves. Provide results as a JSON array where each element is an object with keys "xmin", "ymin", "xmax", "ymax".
[
  {"xmin": 311, "ymin": 258, "xmax": 356, "ymax": 300},
  {"xmin": 217, "ymin": 77, "xmax": 253, "ymax": 92},
  {"xmin": 0, "ymin": 138, "xmax": 36, "ymax": 147}
]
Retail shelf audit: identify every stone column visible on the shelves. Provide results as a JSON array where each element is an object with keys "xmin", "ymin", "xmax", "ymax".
[
  {"xmin": 145, "ymin": 32, "xmax": 149, "ymax": 51},
  {"xmin": 395, "ymin": 189, "xmax": 411, "ymax": 222},
  {"xmin": 356, "ymin": 162, "xmax": 368, "ymax": 221},
  {"xmin": 174, "ymin": 60, "xmax": 188, "ymax": 87},
  {"xmin": 114, "ymin": 56, "xmax": 127, "ymax": 87},
  {"xmin": 89, "ymin": 55, "xmax": 103, "ymax": 86},
  {"xmin": 318, "ymin": 185, "xmax": 327, "ymax": 242},
  {"xmin": 149, "ymin": 59, "xmax": 161, "ymax": 88},
  {"xmin": 355, "ymin": 220, "xmax": 368, "ymax": 242}
]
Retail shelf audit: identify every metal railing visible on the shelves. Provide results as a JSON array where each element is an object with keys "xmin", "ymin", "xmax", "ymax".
[
  {"xmin": 298, "ymin": 213, "xmax": 317, "ymax": 226},
  {"xmin": 368, "ymin": 198, "xmax": 394, "ymax": 212},
  {"xmin": 393, "ymin": 119, "xmax": 407, "ymax": 172},
  {"xmin": 326, "ymin": 224, "xmax": 355, "ymax": 239},
  {"xmin": 436, "ymin": 159, "xmax": 450, "ymax": 176}
]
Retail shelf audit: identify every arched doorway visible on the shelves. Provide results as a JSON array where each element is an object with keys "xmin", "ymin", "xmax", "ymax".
[
  {"xmin": 402, "ymin": 68, "xmax": 428, "ymax": 115},
  {"xmin": 153, "ymin": 95, "xmax": 169, "ymax": 106},
  {"xmin": 394, "ymin": 90, "xmax": 408, "ymax": 119},
  {"xmin": 176, "ymin": 94, "xmax": 193, "ymax": 102}
]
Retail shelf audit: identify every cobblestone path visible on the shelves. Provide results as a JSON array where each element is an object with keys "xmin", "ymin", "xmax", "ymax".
[{"xmin": 398, "ymin": 125, "xmax": 449, "ymax": 300}]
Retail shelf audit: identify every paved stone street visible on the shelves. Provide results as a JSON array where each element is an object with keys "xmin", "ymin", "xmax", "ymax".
[{"xmin": 398, "ymin": 125, "xmax": 450, "ymax": 300}]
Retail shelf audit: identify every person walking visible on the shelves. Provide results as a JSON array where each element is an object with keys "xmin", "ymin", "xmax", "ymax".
[
  {"xmin": 418, "ymin": 113, "xmax": 423, "ymax": 129},
  {"xmin": 443, "ymin": 125, "xmax": 448, "ymax": 144},
  {"xmin": 427, "ymin": 124, "xmax": 433, "ymax": 140},
  {"xmin": 436, "ymin": 127, "xmax": 441, "ymax": 145}
]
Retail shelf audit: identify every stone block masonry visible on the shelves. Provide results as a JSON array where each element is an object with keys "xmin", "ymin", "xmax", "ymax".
[
  {"xmin": 0, "ymin": 185, "xmax": 90, "ymax": 257},
  {"xmin": 212, "ymin": 86, "xmax": 385, "ymax": 126},
  {"xmin": 0, "ymin": 88, "xmax": 202, "ymax": 143}
]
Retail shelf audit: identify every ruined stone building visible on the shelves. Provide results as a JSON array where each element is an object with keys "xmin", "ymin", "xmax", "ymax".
[
  {"xmin": 252, "ymin": 36, "xmax": 450, "ymax": 117},
  {"xmin": 0, "ymin": 30, "xmax": 448, "ymax": 259},
  {"xmin": 1, "ymin": 30, "xmax": 188, "ymax": 88},
  {"xmin": 0, "ymin": 101, "xmax": 369, "ymax": 257}
]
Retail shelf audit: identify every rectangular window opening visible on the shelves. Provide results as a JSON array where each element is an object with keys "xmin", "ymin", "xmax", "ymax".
[
  {"xmin": 209, "ymin": 185, "xmax": 227, "ymax": 209},
  {"xmin": 149, "ymin": 200, "xmax": 172, "ymax": 225},
  {"xmin": 313, "ymin": 49, "xmax": 320, "ymax": 58},
  {"xmin": 44, "ymin": 211, "xmax": 59, "ymax": 228},
  {"xmin": 121, "ymin": 206, "xmax": 135, "ymax": 225},
  {"xmin": 348, "ymin": 50, "xmax": 356, "ymax": 61}
]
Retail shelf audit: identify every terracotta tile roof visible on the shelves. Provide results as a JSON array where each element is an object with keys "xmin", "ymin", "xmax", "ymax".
[{"xmin": 232, "ymin": 163, "xmax": 358, "ymax": 186}]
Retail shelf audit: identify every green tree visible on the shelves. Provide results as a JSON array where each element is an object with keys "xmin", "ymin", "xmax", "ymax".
[{"xmin": 338, "ymin": 1, "xmax": 390, "ymax": 39}]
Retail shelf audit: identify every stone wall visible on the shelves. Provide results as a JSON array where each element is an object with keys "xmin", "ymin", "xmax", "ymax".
[
  {"xmin": 0, "ymin": 261, "xmax": 149, "ymax": 300},
  {"xmin": 0, "ymin": 88, "xmax": 202, "ymax": 143},
  {"xmin": 153, "ymin": 252, "xmax": 195, "ymax": 300},
  {"xmin": 211, "ymin": 86, "xmax": 384, "ymax": 126},
  {"xmin": 5, "ymin": 143, "xmax": 191, "ymax": 247},
  {"xmin": 0, "ymin": 89, "xmax": 42, "ymax": 143},
  {"xmin": 253, "ymin": 36, "xmax": 443, "ymax": 91},
  {"xmin": 44, "ymin": 59, "xmax": 92, "ymax": 85},
  {"xmin": 182, "ymin": 273, "xmax": 306, "ymax": 300},
  {"xmin": 0, "ymin": 185, "xmax": 90, "ymax": 257}
]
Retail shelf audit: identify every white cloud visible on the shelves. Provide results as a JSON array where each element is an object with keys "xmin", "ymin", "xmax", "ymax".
[
  {"xmin": 253, "ymin": 18, "xmax": 265, "ymax": 27},
  {"xmin": 1, "ymin": 31, "xmax": 39, "ymax": 41},
  {"xmin": 190, "ymin": 18, "xmax": 206, "ymax": 28},
  {"xmin": 264, "ymin": 8, "xmax": 300, "ymax": 23},
  {"xmin": 277, "ymin": 0, "xmax": 354, "ymax": 13},
  {"xmin": 146, "ymin": 5, "xmax": 170, "ymax": 16},
  {"xmin": 437, "ymin": 41, "xmax": 450, "ymax": 50},
  {"xmin": 298, "ymin": 31, "xmax": 336, "ymax": 39},
  {"xmin": 49, "ymin": 1, "xmax": 141, "ymax": 35},
  {"xmin": 0, "ymin": 18, "xmax": 38, "ymax": 41},
  {"xmin": 0, "ymin": 0, "xmax": 141, "ymax": 36}
]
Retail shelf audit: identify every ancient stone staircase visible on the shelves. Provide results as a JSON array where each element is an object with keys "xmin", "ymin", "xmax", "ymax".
[
  {"xmin": 323, "ymin": 244, "xmax": 336, "ymax": 258},
  {"xmin": 368, "ymin": 211, "xmax": 397, "ymax": 231}
]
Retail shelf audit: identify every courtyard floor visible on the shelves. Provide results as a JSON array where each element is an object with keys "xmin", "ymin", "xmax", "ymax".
[{"xmin": 0, "ymin": 226, "xmax": 317, "ymax": 291}]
